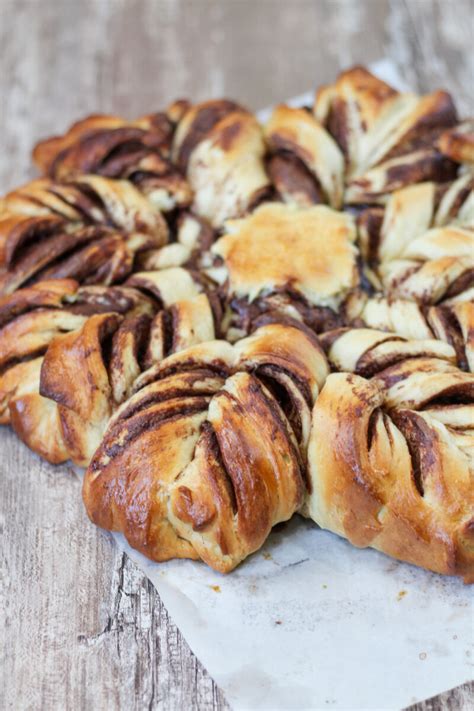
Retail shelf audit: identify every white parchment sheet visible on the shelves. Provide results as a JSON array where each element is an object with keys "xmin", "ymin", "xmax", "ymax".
[{"xmin": 106, "ymin": 60, "xmax": 473, "ymax": 710}]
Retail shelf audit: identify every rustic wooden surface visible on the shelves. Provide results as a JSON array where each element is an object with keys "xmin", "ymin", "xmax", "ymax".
[{"xmin": 0, "ymin": 1, "xmax": 473, "ymax": 709}]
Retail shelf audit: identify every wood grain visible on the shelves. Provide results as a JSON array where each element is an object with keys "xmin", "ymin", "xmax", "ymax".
[{"xmin": 0, "ymin": 1, "xmax": 472, "ymax": 709}]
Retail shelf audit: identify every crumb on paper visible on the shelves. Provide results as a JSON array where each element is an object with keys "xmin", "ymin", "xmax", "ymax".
[
  {"xmin": 263, "ymin": 552, "xmax": 272, "ymax": 560},
  {"xmin": 419, "ymin": 652, "xmax": 427, "ymax": 661},
  {"xmin": 397, "ymin": 590, "xmax": 407, "ymax": 601},
  {"xmin": 275, "ymin": 620, "xmax": 282, "ymax": 625},
  {"xmin": 322, "ymin": 584, "xmax": 328, "ymax": 589},
  {"xmin": 210, "ymin": 585, "xmax": 221, "ymax": 593}
]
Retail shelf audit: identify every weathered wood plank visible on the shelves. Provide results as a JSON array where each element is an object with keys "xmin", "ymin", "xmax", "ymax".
[
  {"xmin": 0, "ymin": 429, "xmax": 228, "ymax": 711},
  {"xmin": 0, "ymin": 1, "xmax": 472, "ymax": 709}
]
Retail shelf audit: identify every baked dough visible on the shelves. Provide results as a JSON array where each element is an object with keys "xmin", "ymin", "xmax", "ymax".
[
  {"xmin": 345, "ymin": 293, "xmax": 474, "ymax": 372},
  {"xmin": 83, "ymin": 323, "xmax": 329, "ymax": 572},
  {"xmin": 0, "ymin": 64, "xmax": 471, "ymax": 580},
  {"xmin": 264, "ymin": 105, "xmax": 344, "ymax": 208},
  {"xmin": 32, "ymin": 109, "xmax": 192, "ymax": 210},
  {"xmin": 0, "ymin": 176, "xmax": 169, "ymax": 295},
  {"xmin": 3, "ymin": 269, "xmax": 218, "ymax": 465},
  {"xmin": 314, "ymin": 65, "xmax": 459, "ymax": 203},
  {"xmin": 31, "ymin": 66, "xmax": 470, "ymax": 221},
  {"xmin": 359, "ymin": 175, "xmax": 474, "ymax": 305},
  {"xmin": 306, "ymin": 330, "xmax": 474, "ymax": 581},
  {"xmin": 173, "ymin": 101, "xmax": 270, "ymax": 227},
  {"xmin": 438, "ymin": 120, "xmax": 474, "ymax": 165},
  {"xmin": 211, "ymin": 203, "xmax": 358, "ymax": 310}
]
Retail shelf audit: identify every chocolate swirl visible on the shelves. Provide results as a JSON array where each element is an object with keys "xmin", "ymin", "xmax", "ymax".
[
  {"xmin": 358, "ymin": 175, "xmax": 473, "ymax": 306},
  {"xmin": 0, "ymin": 63, "xmax": 471, "ymax": 582},
  {"xmin": 32, "ymin": 109, "xmax": 192, "ymax": 211},
  {"xmin": 83, "ymin": 323, "xmax": 329, "ymax": 572},
  {"xmin": 2, "ymin": 268, "xmax": 220, "ymax": 465},
  {"xmin": 345, "ymin": 293, "xmax": 474, "ymax": 372},
  {"xmin": 307, "ymin": 327, "xmax": 474, "ymax": 582},
  {"xmin": 314, "ymin": 65, "xmax": 459, "ymax": 203},
  {"xmin": 0, "ymin": 175, "xmax": 169, "ymax": 295}
]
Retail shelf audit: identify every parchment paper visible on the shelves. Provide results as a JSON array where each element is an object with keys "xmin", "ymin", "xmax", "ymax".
[{"xmin": 104, "ymin": 60, "xmax": 474, "ymax": 709}]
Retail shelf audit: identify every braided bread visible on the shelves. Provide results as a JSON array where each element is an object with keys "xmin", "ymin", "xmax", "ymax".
[
  {"xmin": 306, "ymin": 328, "xmax": 474, "ymax": 581},
  {"xmin": 32, "ymin": 109, "xmax": 192, "ymax": 210},
  {"xmin": 0, "ymin": 175, "xmax": 169, "ymax": 295},
  {"xmin": 0, "ymin": 64, "xmax": 472, "ymax": 582},
  {"xmin": 358, "ymin": 175, "xmax": 473, "ymax": 305},
  {"xmin": 345, "ymin": 293, "xmax": 474, "ymax": 372},
  {"xmin": 437, "ymin": 120, "xmax": 474, "ymax": 165},
  {"xmin": 172, "ymin": 100, "xmax": 270, "ymax": 227},
  {"xmin": 0, "ymin": 277, "xmax": 157, "ymax": 458},
  {"xmin": 174, "ymin": 68, "xmax": 468, "ymax": 226},
  {"xmin": 263, "ymin": 104, "xmax": 344, "ymax": 209},
  {"xmin": 30, "ymin": 67, "xmax": 470, "ymax": 230},
  {"xmin": 137, "ymin": 211, "xmax": 216, "ymax": 271},
  {"xmin": 0, "ymin": 280, "xmax": 87, "ymax": 424},
  {"xmin": 315, "ymin": 65, "xmax": 460, "ymax": 203},
  {"xmin": 83, "ymin": 323, "xmax": 329, "ymax": 572},
  {"xmin": 4, "ymin": 268, "xmax": 219, "ymax": 465},
  {"xmin": 319, "ymin": 327, "xmax": 456, "ymax": 374}
]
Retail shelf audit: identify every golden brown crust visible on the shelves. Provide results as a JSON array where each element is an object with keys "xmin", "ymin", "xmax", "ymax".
[
  {"xmin": 32, "ymin": 111, "xmax": 192, "ymax": 210},
  {"xmin": 309, "ymin": 326, "xmax": 473, "ymax": 580},
  {"xmin": 307, "ymin": 367, "xmax": 474, "ymax": 582},
  {"xmin": 0, "ymin": 287, "xmax": 89, "ymax": 429},
  {"xmin": 264, "ymin": 105, "xmax": 344, "ymax": 208},
  {"xmin": 40, "ymin": 313, "xmax": 122, "ymax": 465},
  {"xmin": 83, "ymin": 324, "xmax": 329, "ymax": 572},
  {"xmin": 173, "ymin": 101, "xmax": 270, "ymax": 226},
  {"xmin": 345, "ymin": 292, "xmax": 474, "ymax": 372},
  {"xmin": 1, "ymin": 63, "xmax": 472, "ymax": 582},
  {"xmin": 34, "ymin": 275, "xmax": 218, "ymax": 466},
  {"xmin": 0, "ymin": 280, "xmax": 106, "ymax": 458},
  {"xmin": 320, "ymin": 326, "xmax": 456, "ymax": 376},
  {"xmin": 10, "ymin": 389, "xmax": 70, "ymax": 464},
  {"xmin": 314, "ymin": 66, "xmax": 459, "ymax": 203},
  {"xmin": 172, "ymin": 100, "xmax": 244, "ymax": 171},
  {"xmin": 0, "ymin": 278, "xmax": 77, "ymax": 328},
  {"xmin": 211, "ymin": 203, "xmax": 358, "ymax": 310},
  {"xmin": 438, "ymin": 120, "xmax": 474, "ymax": 164},
  {"xmin": 33, "ymin": 113, "xmax": 171, "ymax": 175},
  {"xmin": 314, "ymin": 66, "xmax": 399, "ymax": 147},
  {"xmin": 358, "ymin": 175, "xmax": 473, "ymax": 306},
  {"xmin": 1, "ymin": 269, "xmax": 219, "ymax": 464},
  {"xmin": 0, "ymin": 176, "xmax": 169, "ymax": 296},
  {"xmin": 0, "ymin": 278, "xmax": 157, "ymax": 434}
]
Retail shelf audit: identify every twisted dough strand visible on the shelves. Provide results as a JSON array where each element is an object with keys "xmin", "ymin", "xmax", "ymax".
[
  {"xmin": 307, "ymin": 368, "xmax": 473, "ymax": 582},
  {"xmin": 359, "ymin": 175, "xmax": 473, "ymax": 305},
  {"xmin": 0, "ymin": 64, "xmax": 471, "ymax": 582},
  {"xmin": 83, "ymin": 323, "xmax": 329, "ymax": 572},
  {"xmin": 0, "ymin": 175, "xmax": 169, "ymax": 295},
  {"xmin": 172, "ymin": 100, "xmax": 271, "ymax": 227},
  {"xmin": 314, "ymin": 66, "xmax": 459, "ymax": 202},
  {"xmin": 2, "ymin": 268, "xmax": 220, "ymax": 465},
  {"xmin": 345, "ymin": 293, "xmax": 474, "ymax": 371},
  {"xmin": 307, "ymin": 326, "xmax": 474, "ymax": 581},
  {"xmin": 32, "ymin": 109, "xmax": 192, "ymax": 210},
  {"xmin": 29, "ymin": 67, "xmax": 471, "ymax": 234}
]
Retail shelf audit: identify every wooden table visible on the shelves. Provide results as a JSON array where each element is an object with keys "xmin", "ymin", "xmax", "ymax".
[{"xmin": 1, "ymin": 1, "xmax": 473, "ymax": 708}]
